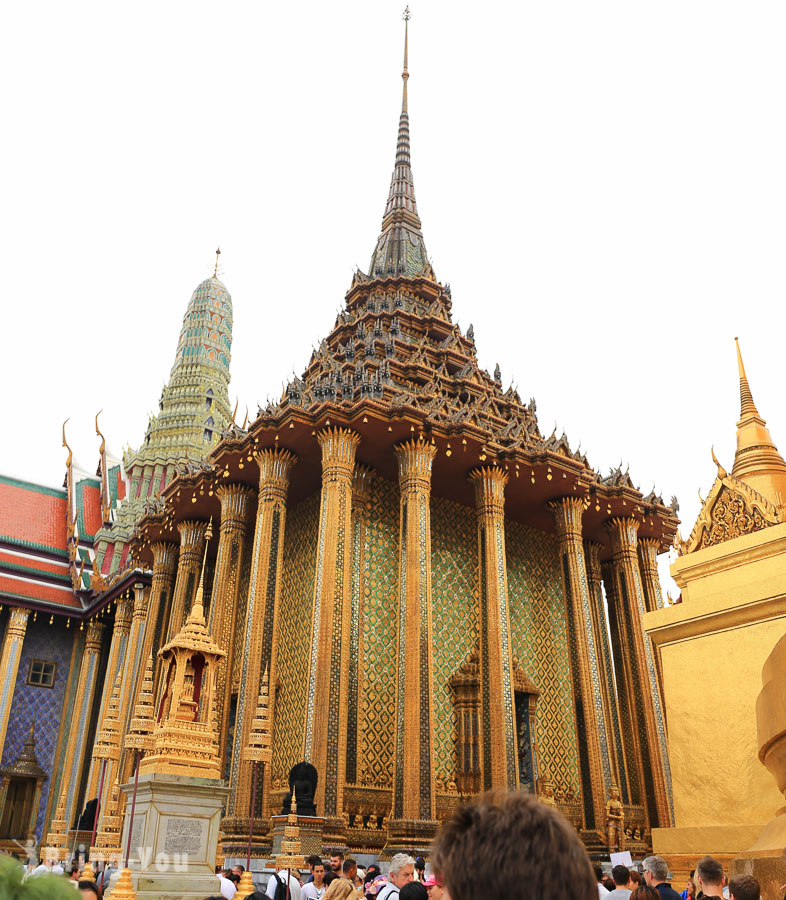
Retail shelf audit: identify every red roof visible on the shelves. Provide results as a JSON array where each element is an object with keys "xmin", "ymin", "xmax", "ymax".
[
  {"xmin": 0, "ymin": 477, "xmax": 68, "ymax": 553},
  {"xmin": 80, "ymin": 482, "xmax": 103, "ymax": 537},
  {"xmin": 0, "ymin": 573, "xmax": 81, "ymax": 608}
]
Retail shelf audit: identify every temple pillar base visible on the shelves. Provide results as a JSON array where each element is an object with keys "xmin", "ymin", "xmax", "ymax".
[
  {"xmin": 732, "ymin": 855, "xmax": 786, "ymax": 900},
  {"xmin": 383, "ymin": 818, "xmax": 439, "ymax": 857},
  {"xmin": 118, "ymin": 773, "xmax": 228, "ymax": 900}
]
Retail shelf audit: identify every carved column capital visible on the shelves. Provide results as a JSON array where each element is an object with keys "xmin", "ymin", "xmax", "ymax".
[
  {"xmin": 255, "ymin": 448, "xmax": 297, "ymax": 503},
  {"xmin": 85, "ymin": 621, "xmax": 105, "ymax": 651},
  {"xmin": 352, "ymin": 464, "xmax": 374, "ymax": 512},
  {"xmin": 583, "ymin": 540, "xmax": 604, "ymax": 582},
  {"xmin": 318, "ymin": 428, "xmax": 361, "ymax": 484},
  {"xmin": 149, "ymin": 541, "xmax": 178, "ymax": 574},
  {"xmin": 176, "ymin": 520, "xmax": 208, "ymax": 555},
  {"xmin": 605, "ymin": 517, "xmax": 640, "ymax": 559},
  {"xmin": 395, "ymin": 438, "xmax": 437, "ymax": 496},
  {"xmin": 216, "ymin": 483, "xmax": 255, "ymax": 533},
  {"xmin": 114, "ymin": 596, "xmax": 133, "ymax": 632},
  {"xmin": 637, "ymin": 538, "xmax": 660, "ymax": 574},
  {"xmin": 548, "ymin": 495, "xmax": 585, "ymax": 543},
  {"xmin": 469, "ymin": 465, "xmax": 508, "ymax": 519},
  {"xmin": 7, "ymin": 606, "xmax": 30, "ymax": 634},
  {"xmin": 132, "ymin": 583, "xmax": 150, "ymax": 621}
]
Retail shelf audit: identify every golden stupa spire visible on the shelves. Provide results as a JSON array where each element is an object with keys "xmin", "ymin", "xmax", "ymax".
[
  {"xmin": 735, "ymin": 337, "xmax": 760, "ymax": 418},
  {"xmin": 730, "ymin": 338, "xmax": 786, "ymax": 510}
]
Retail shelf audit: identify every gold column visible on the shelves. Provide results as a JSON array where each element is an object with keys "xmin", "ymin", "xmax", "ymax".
[
  {"xmin": 346, "ymin": 464, "xmax": 372, "ymax": 786},
  {"xmin": 584, "ymin": 541, "xmax": 627, "ymax": 801},
  {"xmin": 392, "ymin": 438, "xmax": 438, "ymax": 826},
  {"xmin": 548, "ymin": 497, "xmax": 613, "ymax": 838},
  {"xmin": 85, "ymin": 595, "xmax": 133, "ymax": 803},
  {"xmin": 58, "ymin": 621, "xmax": 104, "ymax": 828},
  {"xmin": 166, "ymin": 520, "xmax": 207, "ymax": 640},
  {"xmin": 227, "ymin": 448, "xmax": 296, "ymax": 823},
  {"xmin": 0, "ymin": 608, "xmax": 30, "ymax": 755},
  {"xmin": 303, "ymin": 428, "xmax": 360, "ymax": 819},
  {"xmin": 208, "ymin": 483, "xmax": 255, "ymax": 766},
  {"xmin": 638, "ymin": 538, "xmax": 664, "ymax": 613},
  {"xmin": 605, "ymin": 517, "xmax": 673, "ymax": 829},
  {"xmin": 469, "ymin": 466, "xmax": 518, "ymax": 791}
]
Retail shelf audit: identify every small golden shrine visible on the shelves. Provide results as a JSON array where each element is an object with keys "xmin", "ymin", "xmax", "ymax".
[{"xmin": 140, "ymin": 522, "xmax": 226, "ymax": 779}]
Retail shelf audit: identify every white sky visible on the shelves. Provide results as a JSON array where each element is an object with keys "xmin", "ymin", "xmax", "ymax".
[{"xmin": 3, "ymin": 1, "xmax": 786, "ymax": 596}]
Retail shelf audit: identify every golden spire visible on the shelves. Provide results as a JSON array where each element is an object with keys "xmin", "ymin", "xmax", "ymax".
[
  {"xmin": 730, "ymin": 338, "xmax": 786, "ymax": 510},
  {"xmin": 242, "ymin": 665, "xmax": 273, "ymax": 764},
  {"xmin": 62, "ymin": 418, "xmax": 73, "ymax": 469},
  {"xmin": 191, "ymin": 517, "xmax": 213, "ymax": 621},
  {"xmin": 735, "ymin": 337, "xmax": 760, "ymax": 418},
  {"xmin": 125, "ymin": 656, "xmax": 156, "ymax": 754},
  {"xmin": 213, "ymin": 247, "xmax": 221, "ymax": 279}
]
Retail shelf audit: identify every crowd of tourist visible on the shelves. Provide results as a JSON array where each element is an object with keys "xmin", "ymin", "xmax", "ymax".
[
  {"xmin": 0, "ymin": 791, "xmax": 767, "ymax": 899},
  {"xmin": 206, "ymin": 791, "xmax": 764, "ymax": 900}
]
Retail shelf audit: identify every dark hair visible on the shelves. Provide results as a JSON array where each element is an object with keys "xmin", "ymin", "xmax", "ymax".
[
  {"xmin": 307, "ymin": 855, "xmax": 323, "ymax": 868},
  {"xmin": 593, "ymin": 865, "xmax": 604, "ymax": 882},
  {"xmin": 227, "ymin": 872, "xmax": 240, "ymax": 884},
  {"xmin": 77, "ymin": 884, "xmax": 101, "ymax": 899},
  {"xmin": 342, "ymin": 858, "xmax": 357, "ymax": 874},
  {"xmin": 728, "ymin": 874, "xmax": 760, "ymax": 900},
  {"xmin": 612, "ymin": 865, "xmax": 630, "ymax": 886},
  {"xmin": 432, "ymin": 789, "xmax": 596, "ymax": 900},
  {"xmin": 415, "ymin": 856, "xmax": 426, "ymax": 871},
  {"xmin": 323, "ymin": 870, "xmax": 339, "ymax": 885},
  {"xmin": 233, "ymin": 864, "xmax": 245, "ymax": 873},
  {"xmin": 631, "ymin": 888, "xmax": 659, "ymax": 900},
  {"xmin": 365, "ymin": 865, "xmax": 381, "ymax": 884},
  {"xmin": 330, "ymin": 850, "xmax": 344, "ymax": 860},
  {"xmin": 697, "ymin": 856, "xmax": 724, "ymax": 887},
  {"xmin": 400, "ymin": 885, "xmax": 428, "ymax": 900},
  {"xmin": 630, "ymin": 872, "xmax": 642, "ymax": 885}
]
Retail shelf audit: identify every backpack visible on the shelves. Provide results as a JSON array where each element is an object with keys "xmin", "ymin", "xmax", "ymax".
[{"xmin": 272, "ymin": 872, "xmax": 290, "ymax": 900}]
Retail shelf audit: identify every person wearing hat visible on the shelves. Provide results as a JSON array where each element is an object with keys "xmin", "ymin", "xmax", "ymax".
[{"xmin": 423, "ymin": 875, "xmax": 445, "ymax": 900}]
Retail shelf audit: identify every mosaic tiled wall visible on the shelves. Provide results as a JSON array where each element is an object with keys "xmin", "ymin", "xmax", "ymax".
[
  {"xmin": 506, "ymin": 520, "xmax": 580, "ymax": 796},
  {"xmin": 358, "ymin": 473, "xmax": 399, "ymax": 786},
  {"xmin": 1, "ymin": 618, "xmax": 77, "ymax": 840},
  {"xmin": 430, "ymin": 495, "xmax": 479, "ymax": 784},
  {"xmin": 273, "ymin": 491, "xmax": 320, "ymax": 781}
]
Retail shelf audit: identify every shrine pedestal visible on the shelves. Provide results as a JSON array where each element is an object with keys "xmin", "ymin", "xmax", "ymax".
[
  {"xmin": 270, "ymin": 814, "xmax": 325, "ymax": 857},
  {"xmin": 114, "ymin": 772, "xmax": 228, "ymax": 900}
]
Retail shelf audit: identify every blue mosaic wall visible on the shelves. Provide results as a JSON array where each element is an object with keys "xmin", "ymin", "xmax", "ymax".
[{"xmin": 2, "ymin": 618, "xmax": 77, "ymax": 840}]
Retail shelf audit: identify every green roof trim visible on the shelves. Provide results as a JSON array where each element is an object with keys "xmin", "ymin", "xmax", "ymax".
[
  {"xmin": 0, "ymin": 559, "xmax": 72, "ymax": 584},
  {"xmin": 0, "ymin": 474, "xmax": 66, "ymax": 499},
  {"xmin": 0, "ymin": 534, "xmax": 69, "ymax": 558}
]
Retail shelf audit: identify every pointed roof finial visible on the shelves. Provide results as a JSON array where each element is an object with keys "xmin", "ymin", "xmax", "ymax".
[
  {"xmin": 213, "ymin": 246, "xmax": 221, "ymax": 279},
  {"xmin": 191, "ymin": 517, "xmax": 213, "ymax": 620},
  {"xmin": 367, "ymin": 8, "xmax": 432, "ymax": 280},
  {"xmin": 402, "ymin": 7, "xmax": 410, "ymax": 114},
  {"xmin": 735, "ymin": 337, "xmax": 760, "ymax": 419}
]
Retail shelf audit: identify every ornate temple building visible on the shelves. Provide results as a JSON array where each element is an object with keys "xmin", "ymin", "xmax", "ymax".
[
  {"xmin": 645, "ymin": 341, "xmax": 786, "ymax": 882},
  {"xmin": 1, "ymin": 15, "xmax": 679, "ymax": 864}
]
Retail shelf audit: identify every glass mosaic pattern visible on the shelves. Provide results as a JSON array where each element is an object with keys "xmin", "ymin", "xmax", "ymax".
[
  {"xmin": 359, "ymin": 474, "xmax": 399, "ymax": 786},
  {"xmin": 506, "ymin": 520, "xmax": 580, "ymax": 795},
  {"xmin": 273, "ymin": 491, "xmax": 320, "ymax": 780},
  {"xmin": 430, "ymin": 495, "xmax": 479, "ymax": 784}
]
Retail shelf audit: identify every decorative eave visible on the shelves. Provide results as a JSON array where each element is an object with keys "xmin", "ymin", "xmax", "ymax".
[{"xmin": 682, "ymin": 469, "xmax": 781, "ymax": 555}]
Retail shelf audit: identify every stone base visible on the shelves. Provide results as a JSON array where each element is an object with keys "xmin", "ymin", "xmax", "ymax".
[
  {"xmin": 118, "ymin": 772, "xmax": 228, "ymax": 900},
  {"xmin": 271, "ymin": 814, "xmax": 325, "ymax": 856},
  {"xmin": 384, "ymin": 818, "xmax": 439, "ymax": 857},
  {"xmin": 652, "ymin": 824, "xmax": 766, "ymax": 884},
  {"xmin": 219, "ymin": 815, "xmax": 272, "ymax": 860}
]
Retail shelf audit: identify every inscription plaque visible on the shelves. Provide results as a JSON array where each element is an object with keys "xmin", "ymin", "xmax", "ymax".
[{"xmin": 163, "ymin": 817, "xmax": 205, "ymax": 856}]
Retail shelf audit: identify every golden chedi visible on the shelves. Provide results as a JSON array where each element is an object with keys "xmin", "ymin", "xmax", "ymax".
[{"xmin": 645, "ymin": 339, "xmax": 786, "ymax": 880}]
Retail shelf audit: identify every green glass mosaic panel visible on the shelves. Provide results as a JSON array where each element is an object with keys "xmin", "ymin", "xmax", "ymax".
[
  {"xmin": 430, "ymin": 495, "xmax": 479, "ymax": 783},
  {"xmin": 506, "ymin": 520, "xmax": 580, "ymax": 795},
  {"xmin": 359, "ymin": 474, "xmax": 399, "ymax": 786},
  {"xmin": 274, "ymin": 490, "xmax": 320, "ymax": 780}
]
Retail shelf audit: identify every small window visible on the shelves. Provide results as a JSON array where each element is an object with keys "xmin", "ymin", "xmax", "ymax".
[{"xmin": 27, "ymin": 659, "xmax": 56, "ymax": 688}]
